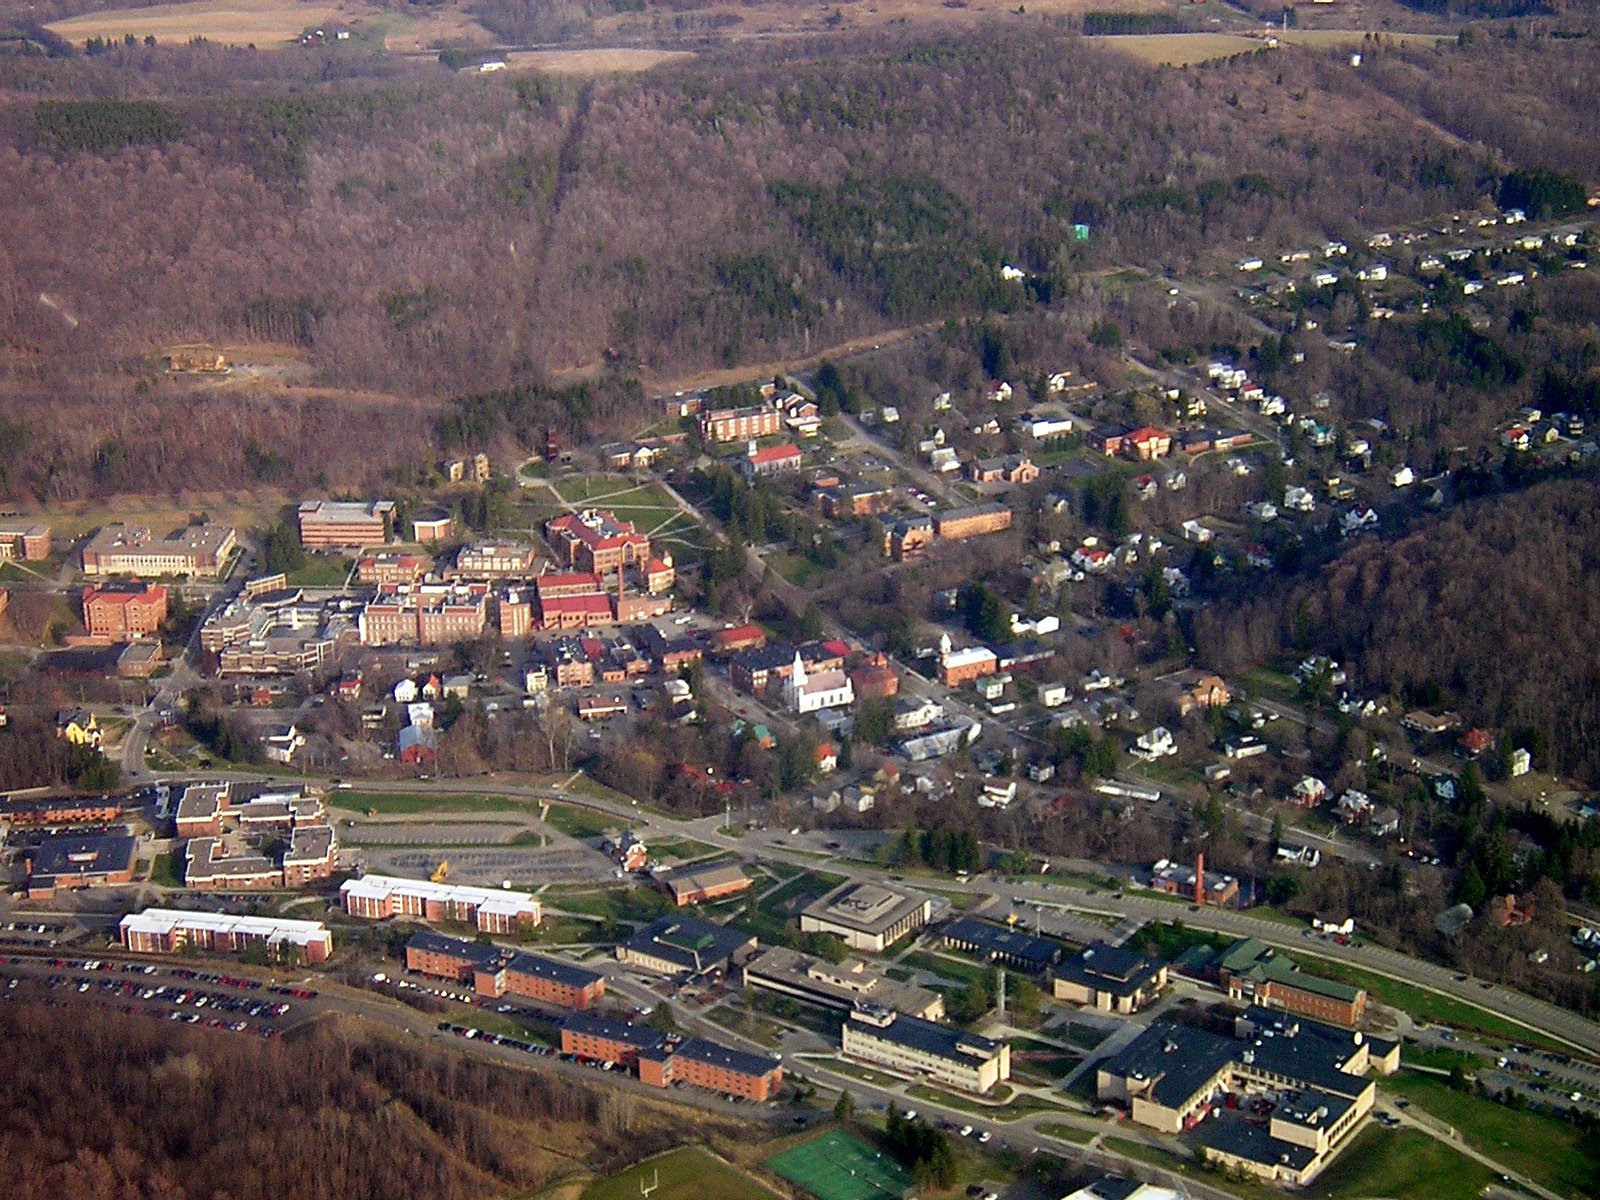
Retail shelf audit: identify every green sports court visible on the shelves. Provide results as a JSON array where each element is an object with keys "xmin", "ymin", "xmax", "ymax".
[{"xmin": 764, "ymin": 1131, "xmax": 913, "ymax": 1200}]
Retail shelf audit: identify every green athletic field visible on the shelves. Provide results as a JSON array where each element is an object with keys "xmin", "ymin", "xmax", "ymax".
[{"xmin": 764, "ymin": 1131, "xmax": 912, "ymax": 1200}]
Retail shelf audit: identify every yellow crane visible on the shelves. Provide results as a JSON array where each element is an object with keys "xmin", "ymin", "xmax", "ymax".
[{"xmin": 430, "ymin": 860, "xmax": 450, "ymax": 884}]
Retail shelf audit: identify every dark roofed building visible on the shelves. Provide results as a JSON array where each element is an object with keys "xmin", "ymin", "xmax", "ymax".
[
  {"xmin": 940, "ymin": 917, "xmax": 1063, "ymax": 973},
  {"xmin": 1052, "ymin": 941, "xmax": 1169, "ymax": 1014},
  {"xmin": 616, "ymin": 915, "xmax": 757, "ymax": 976},
  {"xmin": 26, "ymin": 829, "xmax": 137, "ymax": 898}
]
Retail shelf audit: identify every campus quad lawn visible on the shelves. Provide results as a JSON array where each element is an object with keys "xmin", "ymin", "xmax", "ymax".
[
  {"xmin": 1385, "ymin": 1073, "xmax": 1599, "ymax": 1199},
  {"xmin": 1304, "ymin": 1126, "xmax": 1496, "ymax": 1200},
  {"xmin": 581, "ymin": 1145, "xmax": 780, "ymax": 1200}
]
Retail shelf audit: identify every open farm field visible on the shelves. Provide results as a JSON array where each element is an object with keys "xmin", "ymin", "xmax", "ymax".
[
  {"xmin": 505, "ymin": 48, "xmax": 695, "ymax": 76},
  {"xmin": 47, "ymin": 0, "xmax": 362, "ymax": 48},
  {"xmin": 1095, "ymin": 32, "xmax": 1260, "ymax": 65}
]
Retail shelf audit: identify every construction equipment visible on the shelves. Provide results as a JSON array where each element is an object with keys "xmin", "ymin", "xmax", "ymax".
[{"xmin": 430, "ymin": 860, "xmax": 450, "ymax": 884}]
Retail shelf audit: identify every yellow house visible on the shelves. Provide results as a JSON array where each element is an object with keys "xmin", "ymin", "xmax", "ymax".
[{"xmin": 56, "ymin": 709, "xmax": 101, "ymax": 749}]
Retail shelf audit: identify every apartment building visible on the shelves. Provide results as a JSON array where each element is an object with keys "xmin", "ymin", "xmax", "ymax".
[
  {"xmin": 560, "ymin": 1015, "xmax": 784, "ymax": 1101},
  {"xmin": 0, "ymin": 518, "xmax": 51, "ymax": 560},
  {"xmin": 697, "ymin": 404, "xmax": 783, "ymax": 443},
  {"xmin": 82, "ymin": 580, "xmax": 168, "ymax": 641},
  {"xmin": 406, "ymin": 932, "xmax": 604, "ymax": 1008},
  {"xmin": 121, "ymin": 909, "xmax": 332, "ymax": 963},
  {"xmin": 81, "ymin": 522, "xmax": 236, "ymax": 577},
  {"xmin": 340, "ymin": 874, "xmax": 542, "ymax": 933},
  {"xmin": 934, "ymin": 503, "xmax": 1013, "ymax": 541},
  {"xmin": 358, "ymin": 586, "xmax": 489, "ymax": 646},
  {"xmin": 357, "ymin": 553, "xmax": 434, "ymax": 586},
  {"xmin": 841, "ymin": 1007, "xmax": 1011, "ymax": 1094},
  {"xmin": 297, "ymin": 500, "xmax": 395, "ymax": 550}
]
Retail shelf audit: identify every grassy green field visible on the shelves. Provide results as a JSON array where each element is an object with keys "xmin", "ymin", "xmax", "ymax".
[
  {"xmin": 1037, "ymin": 1121, "xmax": 1098, "ymax": 1145},
  {"xmin": 1302, "ymin": 1126, "xmax": 1496, "ymax": 1200},
  {"xmin": 1385, "ymin": 1073, "xmax": 1598, "ymax": 1198},
  {"xmin": 148, "ymin": 852, "xmax": 182, "ymax": 888},
  {"xmin": 583, "ymin": 1145, "xmax": 780, "ymax": 1200},
  {"xmin": 539, "ymin": 801, "xmax": 618, "ymax": 839},
  {"xmin": 285, "ymin": 555, "xmax": 352, "ymax": 587},
  {"xmin": 336, "ymin": 791, "xmax": 528, "ymax": 816},
  {"xmin": 898, "ymin": 951, "xmax": 992, "ymax": 988}
]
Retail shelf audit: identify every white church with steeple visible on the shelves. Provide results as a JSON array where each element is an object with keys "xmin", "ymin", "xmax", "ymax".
[{"xmin": 783, "ymin": 648, "xmax": 855, "ymax": 714}]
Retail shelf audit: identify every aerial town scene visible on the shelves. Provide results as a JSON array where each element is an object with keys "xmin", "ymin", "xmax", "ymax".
[{"xmin": 0, "ymin": 0, "xmax": 1599, "ymax": 1196}]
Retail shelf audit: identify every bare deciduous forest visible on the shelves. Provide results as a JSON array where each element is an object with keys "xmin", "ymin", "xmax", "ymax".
[
  {"xmin": 1199, "ymin": 477, "xmax": 1600, "ymax": 785},
  {"xmin": 0, "ymin": 29, "xmax": 1597, "ymax": 495},
  {"xmin": 0, "ymin": 1000, "xmax": 694, "ymax": 1200}
]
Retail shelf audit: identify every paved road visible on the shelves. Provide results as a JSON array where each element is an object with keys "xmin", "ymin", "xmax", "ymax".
[{"xmin": 189, "ymin": 767, "xmax": 1600, "ymax": 1059}]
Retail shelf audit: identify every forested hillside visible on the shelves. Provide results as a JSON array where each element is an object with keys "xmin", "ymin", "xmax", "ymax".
[
  {"xmin": 0, "ymin": 28, "xmax": 1596, "ymax": 497},
  {"xmin": 1198, "ymin": 477, "xmax": 1600, "ymax": 785},
  {"xmin": 0, "ymin": 1001, "xmax": 694, "ymax": 1200}
]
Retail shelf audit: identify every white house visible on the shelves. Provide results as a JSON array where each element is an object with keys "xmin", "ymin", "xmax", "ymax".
[
  {"xmin": 406, "ymin": 701, "xmax": 435, "ymax": 729},
  {"xmin": 263, "ymin": 723, "xmax": 304, "ymax": 765},
  {"xmin": 392, "ymin": 678, "xmax": 419, "ymax": 703},
  {"xmin": 1039, "ymin": 683, "xmax": 1068, "ymax": 708},
  {"xmin": 1510, "ymin": 747, "xmax": 1532, "ymax": 777},
  {"xmin": 1283, "ymin": 486, "xmax": 1316, "ymax": 513},
  {"xmin": 979, "ymin": 779, "xmax": 1017, "ymax": 808},
  {"xmin": 1133, "ymin": 727, "xmax": 1177, "ymax": 761},
  {"xmin": 1391, "ymin": 465, "xmax": 1415, "ymax": 488}
]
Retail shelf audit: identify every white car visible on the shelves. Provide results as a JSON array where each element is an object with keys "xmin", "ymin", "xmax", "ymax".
[
  {"xmin": 977, "ymin": 1130, "xmax": 992, "ymax": 1144},
  {"xmin": 959, "ymin": 1125, "xmax": 974, "ymax": 1137}
]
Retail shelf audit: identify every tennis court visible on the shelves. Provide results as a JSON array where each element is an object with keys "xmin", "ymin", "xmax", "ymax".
[{"xmin": 764, "ymin": 1131, "xmax": 912, "ymax": 1200}]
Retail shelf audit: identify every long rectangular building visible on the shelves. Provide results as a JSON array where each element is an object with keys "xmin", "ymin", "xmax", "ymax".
[
  {"xmin": 561, "ymin": 1014, "xmax": 784, "ymax": 1101},
  {"xmin": 841, "ymin": 1007, "xmax": 1010, "ymax": 1094},
  {"xmin": 121, "ymin": 908, "xmax": 332, "ymax": 963},
  {"xmin": 405, "ymin": 931, "xmax": 605, "ymax": 1008},
  {"xmin": 81, "ymin": 522, "xmax": 236, "ymax": 577},
  {"xmin": 741, "ymin": 945, "xmax": 945, "ymax": 1019},
  {"xmin": 25, "ymin": 830, "xmax": 137, "ymax": 899},
  {"xmin": 340, "ymin": 874, "xmax": 542, "ymax": 933},
  {"xmin": 297, "ymin": 500, "xmax": 395, "ymax": 550},
  {"xmin": 940, "ymin": 917, "xmax": 1063, "ymax": 974},
  {"xmin": 0, "ymin": 518, "xmax": 51, "ymax": 561}
]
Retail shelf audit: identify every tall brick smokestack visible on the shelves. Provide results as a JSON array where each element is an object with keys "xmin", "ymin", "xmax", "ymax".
[{"xmin": 1194, "ymin": 852, "xmax": 1205, "ymax": 907}]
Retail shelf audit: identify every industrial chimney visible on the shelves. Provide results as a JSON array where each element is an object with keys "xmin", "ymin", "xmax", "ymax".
[{"xmin": 1194, "ymin": 852, "xmax": 1205, "ymax": 907}]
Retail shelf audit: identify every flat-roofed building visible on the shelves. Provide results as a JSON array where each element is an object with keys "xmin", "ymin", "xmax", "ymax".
[
  {"xmin": 184, "ymin": 838, "xmax": 281, "ymax": 890},
  {"xmin": 1053, "ymin": 942, "xmax": 1169, "ymax": 1014},
  {"xmin": 656, "ymin": 861, "xmax": 752, "ymax": 906},
  {"xmin": 616, "ymin": 915, "xmax": 757, "ymax": 976},
  {"xmin": 121, "ymin": 908, "xmax": 332, "ymax": 963},
  {"xmin": 282, "ymin": 824, "xmax": 337, "ymax": 886},
  {"xmin": 357, "ymin": 553, "xmax": 433, "ymax": 586},
  {"xmin": 0, "ymin": 518, "xmax": 51, "ymax": 560},
  {"xmin": 940, "ymin": 917, "xmax": 1063, "ymax": 974},
  {"xmin": 454, "ymin": 541, "xmax": 537, "ymax": 578},
  {"xmin": 741, "ymin": 945, "xmax": 945, "ymax": 1019},
  {"xmin": 1097, "ymin": 1010, "xmax": 1392, "ymax": 1185},
  {"xmin": 339, "ymin": 874, "xmax": 542, "ymax": 933},
  {"xmin": 297, "ymin": 500, "xmax": 395, "ymax": 550},
  {"xmin": 1, "ymin": 794, "xmax": 123, "ymax": 827},
  {"xmin": 25, "ymin": 830, "xmax": 137, "ymax": 898},
  {"xmin": 800, "ymin": 881, "xmax": 932, "ymax": 953},
  {"xmin": 934, "ymin": 503, "xmax": 1012, "ymax": 541},
  {"xmin": 698, "ymin": 404, "xmax": 783, "ymax": 443},
  {"xmin": 81, "ymin": 522, "xmax": 236, "ymax": 577},
  {"xmin": 82, "ymin": 580, "xmax": 168, "ymax": 641},
  {"xmin": 842, "ymin": 1006, "xmax": 1010, "ymax": 1094}
]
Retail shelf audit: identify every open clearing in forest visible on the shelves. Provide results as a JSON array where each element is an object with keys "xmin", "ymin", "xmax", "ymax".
[
  {"xmin": 47, "ymin": 0, "xmax": 362, "ymax": 48},
  {"xmin": 505, "ymin": 48, "xmax": 695, "ymax": 75}
]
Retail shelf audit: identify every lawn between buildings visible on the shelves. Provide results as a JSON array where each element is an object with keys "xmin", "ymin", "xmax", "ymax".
[{"xmin": 1383, "ymin": 1072, "xmax": 1598, "ymax": 1200}]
